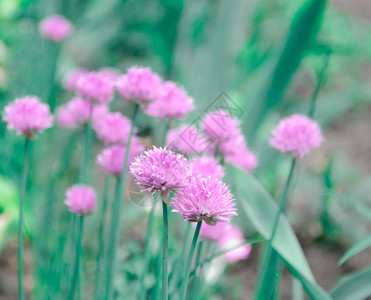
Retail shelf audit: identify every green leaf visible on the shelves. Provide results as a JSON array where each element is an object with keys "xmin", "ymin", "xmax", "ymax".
[
  {"xmin": 227, "ymin": 164, "xmax": 332, "ymax": 300},
  {"xmin": 330, "ymin": 267, "xmax": 371, "ymax": 300},
  {"xmin": 243, "ymin": 0, "xmax": 327, "ymax": 141},
  {"xmin": 338, "ymin": 235, "xmax": 371, "ymax": 266}
]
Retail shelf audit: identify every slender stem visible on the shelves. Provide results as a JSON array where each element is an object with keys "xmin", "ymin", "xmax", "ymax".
[
  {"xmin": 68, "ymin": 216, "xmax": 84, "ymax": 300},
  {"xmin": 161, "ymin": 193, "xmax": 170, "ymax": 300},
  {"xmin": 79, "ymin": 105, "xmax": 93, "ymax": 183},
  {"xmin": 180, "ymin": 221, "xmax": 202, "ymax": 300},
  {"xmin": 94, "ymin": 175, "xmax": 110, "ymax": 300},
  {"xmin": 105, "ymin": 103, "xmax": 139, "ymax": 300},
  {"xmin": 18, "ymin": 138, "xmax": 29, "ymax": 300},
  {"xmin": 191, "ymin": 241, "xmax": 204, "ymax": 298}
]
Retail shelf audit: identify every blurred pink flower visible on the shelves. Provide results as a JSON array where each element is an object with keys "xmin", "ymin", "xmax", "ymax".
[
  {"xmin": 130, "ymin": 146, "xmax": 191, "ymax": 194},
  {"xmin": 63, "ymin": 68, "xmax": 89, "ymax": 91},
  {"xmin": 225, "ymin": 147, "xmax": 258, "ymax": 172},
  {"xmin": 218, "ymin": 226, "xmax": 251, "ymax": 262},
  {"xmin": 116, "ymin": 66, "xmax": 163, "ymax": 105},
  {"xmin": 97, "ymin": 138, "xmax": 145, "ymax": 176},
  {"xmin": 65, "ymin": 185, "xmax": 96, "ymax": 215},
  {"xmin": 93, "ymin": 112, "xmax": 131, "ymax": 145},
  {"xmin": 270, "ymin": 114, "xmax": 324, "ymax": 158},
  {"xmin": 190, "ymin": 156, "xmax": 224, "ymax": 179},
  {"xmin": 171, "ymin": 176, "xmax": 237, "ymax": 225},
  {"xmin": 76, "ymin": 72, "xmax": 114, "ymax": 104},
  {"xmin": 166, "ymin": 124, "xmax": 207, "ymax": 155},
  {"xmin": 145, "ymin": 81, "xmax": 194, "ymax": 120},
  {"xmin": 39, "ymin": 15, "xmax": 72, "ymax": 42},
  {"xmin": 199, "ymin": 222, "xmax": 231, "ymax": 241},
  {"xmin": 2, "ymin": 96, "xmax": 53, "ymax": 138},
  {"xmin": 56, "ymin": 105, "xmax": 76, "ymax": 128},
  {"xmin": 201, "ymin": 110, "xmax": 240, "ymax": 142}
]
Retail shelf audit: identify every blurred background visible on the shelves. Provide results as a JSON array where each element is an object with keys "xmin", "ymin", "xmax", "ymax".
[{"xmin": 0, "ymin": 0, "xmax": 371, "ymax": 299}]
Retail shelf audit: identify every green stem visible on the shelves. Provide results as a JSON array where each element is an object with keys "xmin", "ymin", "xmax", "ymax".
[
  {"xmin": 79, "ymin": 105, "xmax": 93, "ymax": 183},
  {"xmin": 93, "ymin": 175, "xmax": 110, "ymax": 300},
  {"xmin": 105, "ymin": 103, "xmax": 139, "ymax": 300},
  {"xmin": 18, "ymin": 138, "xmax": 30, "ymax": 300},
  {"xmin": 180, "ymin": 221, "xmax": 202, "ymax": 300},
  {"xmin": 162, "ymin": 193, "xmax": 170, "ymax": 300},
  {"xmin": 68, "ymin": 216, "xmax": 84, "ymax": 300},
  {"xmin": 191, "ymin": 241, "xmax": 204, "ymax": 298}
]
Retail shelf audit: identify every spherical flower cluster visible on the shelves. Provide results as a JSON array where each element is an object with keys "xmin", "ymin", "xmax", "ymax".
[
  {"xmin": 166, "ymin": 124, "xmax": 206, "ymax": 155},
  {"xmin": 270, "ymin": 114, "xmax": 324, "ymax": 158},
  {"xmin": 93, "ymin": 112, "xmax": 131, "ymax": 145},
  {"xmin": 64, "ymin": 185, "xmax": 97, "ymax": 215},
  {"xmin": 76, "ymin": 71, "xmax": 114, "ymax": 104},
  {"xmin": 129, "ymin": 146, "xmax": 191, "ymax": 194},
  {"xmin": 96, "ymin": 138, "xmax": 145, "ymax": 176},
  {"xmin": 145, "ymin": 81, "xmax": 194, "ymax": 120},
  {"xmin": 63, "ymin": 68, "xmax": 88, "ymax": 91},
  {"xmin": 56, "ymin": 97, "xmax": 107, "ymax": 128},
  {"xmin": 201, "ymin": 110, "xmax": 240, "ymax": 142},
  {"xmin": 218, "ymin": 226, "xmax": 251, "ymax": 262},
  {"xmin": 116, "ymin": 66, "xmax": 163, "ymax": 105},
  {"xmin": 171, "ymin": 176, "xmax": 237, "ymax": 225},
  {"xmin": 3, "ymin": 96, "xmax": 53, "ymax": 138},
  {"xmin": 39, "ymin": 15, "xmax": 72, "ymax": 42},
  {"xmin": 190, "ymin": 156, "xmax": 224, "ymax": 179},
  {"xmin": 225, "ymin": 148, "xmax": 257, "ymax": 172}
]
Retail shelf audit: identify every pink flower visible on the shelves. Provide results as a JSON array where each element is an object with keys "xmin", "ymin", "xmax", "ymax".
[
  {"xmin": 116, "ymin": 66, "xmax": 163, "ymax": 105},
  {"xmin": 63, "ymin": 68, "xmax": 89, "ymax": 91},
  {"xmin": 270, "ymin": 114, "xmax": 324, "ymax": 158},
  {"xmin": 64, "ymin": 185, "xmax": 96, "ymax": 215},
  {"xmin": 97, "ymin": 139, "xmax": 145, "ymax": 176},
  {"xmin": 171, "ymin": 176, "xmax": 237, "ymax": 225},
  {"xmin": 218, "ymin": 226, "xmax": 251, "ymax": 262},
  {"xmin": 39, "ymin": 15, "xmax": 72, "ymax": 42},
  {"xmin": 225, "ymin": 148, "xmax": 258, "ymax": 172},
  {"xmin": 2, "ymin": 96, "xmax": 53, "ymax": 138},
  {"xmin": 145, "ymin": 81, "xmax": 194, "ymax": 120},
  {"xmin": 199, "ymin": 222, "xmax": 231, "ymax": 241},
  {"xmin": 130, "ymin": 146, "xmax": 191, "ymax": 194},
  {"xmin": 93, "ymin": 112, "xmax": 131, "ymax": 145},
  {"xmin": 166, "ymin": 124, "xmax": 207, "ymax": 155},
  {"xmin": 76, "ymin": 72, "xmax": 114, "ymax": 104},
  {"xmin": 201, "ymin": 110, "xmax": 240, "ymax": 142},
  {"xmin": 190, "ymin": 156, "xmax": 224, "ymax": 179},
  {"xmin": 57, "ymin": 97, "xmax": 108, "ymax": 127}
]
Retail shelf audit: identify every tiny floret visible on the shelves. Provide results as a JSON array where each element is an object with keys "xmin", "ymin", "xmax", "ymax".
[
  {"xmin": 116, "ymin": 66, "xmax": 163, "ymax": 105},
  {"xmin": 64, "ymin": 185, "xmax": 96, "ymax": 215},
  {"xmin": 76, "ymin": 71, "xmax": 114, "ymax": 104},
  {"xmin": 190, "ymin": 156, "xmax": 224, "ymax": 179},
  {"xmin": 3, "ymin": 96, "xmax": 53, "ymax": 138},
  {"xmin": 130, "ymin": 146, "xmax": 191, "ymax": 194},
  {"xmin": 145, "ymin": 81, "xmax": 194, "ymax": 120},
  {"xmin": 270, "ymin": 114, "xmax": 324, "ymax": 158},
  {"xmin": 39, "ymin": 15, "xmax": 72, "ymax": 42},
  {"xmin": 171, "ymin": 176, "xmax": 237, "ymax": 225}
]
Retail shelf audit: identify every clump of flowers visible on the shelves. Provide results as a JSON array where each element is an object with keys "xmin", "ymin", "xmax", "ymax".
[
  {"xmin": 270, "ymin": 114, "xmax": 324, "ymax": 158},
  {"xmin": 167, "ymin": 124, "xmax": 206, "ymax": 155},
  {"xmin": 39, "ymin": 14, "xmax": 72, "ymax": 42},
  {"xmin": 2, "ymin": 96, "xmax": 53, "ymax": 138},
  {"xmin": 190, "ymin": 156, "xmax": 224, "ymax": 179},
  {"xmin": 93, "ymin": 112, "xmax": 131, "ymax": 145},
  {"xmin": 171, "ymin": 176, "xmax": 237, "ymax": 225},
  {"xmin": 65, "ymin": 185, "xmax": 97, "ymax": 215},
  {"xmin": 116, "ymin": 66, "xmax": 163, "ymax": 105},
  {"xmin": 76, "ymin": 71, "xmax": 114, "ymax": 104},
  {"xmin": 145, "ymin": 81, "xmax": 194, "ymax": 120},
  {"xmin": 129, "ymin": 146, "xmax": 191, "ymax": 194},
  {"xmin": 97, "ymin": 139, "xmax": 145, "ymax": 176}
]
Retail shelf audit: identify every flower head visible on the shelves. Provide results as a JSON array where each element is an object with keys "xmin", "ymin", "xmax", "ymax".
[
  {"xmin": 199, "ymin": 222, "xmax": 231, "ymax": 241},
  {"xmin": 201, "ymin": 110, "xmax": 240, "ymax": 142},
  {"xmin": 56, "ymin": 105, "xmax": 76, "ymax": 128},
  {"xmin": 130, "ymin": 146, "xmax": 191, "ymax": 194},
  {"xmin": 64, "ymin": 185, "xmax": 96, "ymax": 215},
  {"xmin": 171, "ymin": 176, "xmax": 237, "ymax": 225},
  {"xmin": 116, "ymin": 66, "xmax": 163, "ymax": 105},
  {"xmin": 93, "ymin": 112, "xmax": 131, "ymax": 145},
  {"xmin": 225, "ymin": 148, "xmax": 257, "ymax": 172},
  {"xmin": 166, "ymin": 124, "xmax": 206, "ymax": 155},
  {"xmin": 76, "ymin": 71, "xmax": 114, "ymax": 104},
  {"xmin": 270, "ymin": 114, "xmax": 324, "ymax": 158},
  {"xmin": 63, "ymin": 68, "xmax": 89, "ymax": 91},
  {"xmin": 218, "ymin": 226, "xmax": 251, "ymax": 262},
  {"xmin": 3, "ymin": 96, "xmax": 53, "ymax": 137},
  {"xmin": 190, "ymin": 156, "xmax": 224, "ymax": 179},
  {"xmin": 145, "ymin": 81, "xmax": 194, "ymax": 120},
  {"xmin": 39, "ymin": 14, "xmax": 72, "ymax": 42},
  {"xmin": 97, "ymin": 139, "xmax": 145, "ymax": 176}
]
